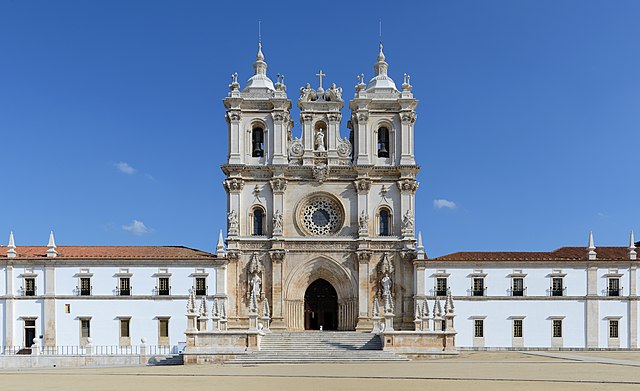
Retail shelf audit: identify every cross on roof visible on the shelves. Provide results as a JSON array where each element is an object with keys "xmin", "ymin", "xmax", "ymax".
[{"xmin": 315, "ymin": 70, "xmax": 326, "ymax": 89}]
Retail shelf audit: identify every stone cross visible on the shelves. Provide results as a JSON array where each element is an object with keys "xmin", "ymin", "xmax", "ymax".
[{"xmin": 315, "ymin": 70, "xmax": 326, "ymax": 89}]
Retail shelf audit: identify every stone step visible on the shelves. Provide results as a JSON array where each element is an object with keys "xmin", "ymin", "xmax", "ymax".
[{"xmin": 148, "ymin": 354, "xmax": 184, "ymax": 366}]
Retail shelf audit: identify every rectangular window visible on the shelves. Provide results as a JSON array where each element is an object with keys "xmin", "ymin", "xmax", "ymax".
[
  {"xmin": 512, "ymin": 278, "xmax": 524, "ymax": 296},
  {"xmin": 195, "ymin": 277, "xmax": 207, "ymax": 296},
  {"xmin": 552, "ymin": 319, "xmax": 562, "ymax": 338},
  {"xmin": 81, "ymin": 319, "xmax": 91, "ymax": 338},
  {"xmin": 472, "ymin": 278, "xmax": 485, "ymax": 296},
  {"xmin": 551, "ymin": 278, "xmax": 564, "ymax": 296},
  {"xmin": 24, "ymin": 278, "xmax": 36, "ymax": 296},
  {"xmin": 158, "ymin": 277, "xmax": 170, "ymax": 296},
  {"xmin": 513, "ymin": 319, "xmax": 523, "ymax": 338},
  {"xmin": 119, "ymin": 277, "xmax": 131, "ymax": 296},
  {"xmin": 609, "ymin": 320, "xmax": 619, "ymax": 338},
  {"xmin": 159, "ymin": 319, "xmax": 169, "ymax": 338},
  {"xmin": 120, "ymin": 319, "xmax": 130, "ymax": 338},
  {"xmin": 608, "ymin": 278, "xmax": 620, "ymax": 296},
  {"xmin": 80, "ymin": 277, "xmax": 92, "ymax": 296},
  {"xmin": 435, "ymin": 278, "xmax": 448, "ymax": 296},
  {"xmin": 474, "ymin": 319, "xmax": 484, "ymax": 338}
]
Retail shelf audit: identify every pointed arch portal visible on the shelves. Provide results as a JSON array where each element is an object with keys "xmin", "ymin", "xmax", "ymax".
[{"xmin": 304, "ymin": 279, "xmax": 338, "ymax": 330}]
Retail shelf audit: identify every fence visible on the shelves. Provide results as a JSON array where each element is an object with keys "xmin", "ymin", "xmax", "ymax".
[{"xmin": 0, "ymin": 344, "xmax": 174, "ymax": 356}]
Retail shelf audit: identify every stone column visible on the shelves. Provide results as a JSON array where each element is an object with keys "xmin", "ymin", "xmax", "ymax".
[
  {"xmin": 586, "ymin": 266, "xmax": 599, "ymax": 348},
  {"xmin": 215, "ymin": 261, "xmax": 227, "ymax": 297},
  {"xmin": 355, "ymin": 111, "xmax": 370, "ymax": 165},
  {"xmin": 224, "ymin": 178, "xmax": 244, "ymax": 238},
  {"xmin": 269, "ymin": 250, "xmax": 286, "ymax": 330},
  {"xmin": 301, "ymin": 113, "xmax": 314, "ymax": 165},
  {"xmin": 327, "ymin": 112, "xmax": 341, "ymax": 161},
  {"xmin": 399, "ymin": 110, "xmax": 417, "ymax": 166},
  {"xmin": 43, "ymin": 266, "xmax": 56, "ymax": 347},
  {"xmin": 397, "ymin": 178, "xmax": 418, "ymax": 241},
  {"xmin": 629, "ymin": 265, "xmax": 637, "ymax": 349},
  {"xmin": 226, "ymin": 252, "xmax": 240, "ymax": 328},
  {"xmin": 5, "ymin": 264, "xmax": 14, "ymax": 348},
  {"xmin": 355, "ymin": 251, "xmax": 372, "ymax": 331},
  {"xmin": 269, "ymin": 178, "xmax": 287, "ymax": 237},
  {"xmin": 354, "ymin": 178, "xmax": 371, "ymax": 237},
  {"xmin": 271, "ymin": 111, "xmax": 289, "ymax": 165},
  {"xmin": 226, "ymin": 110, "xmax": 243, "ymax": 165}
]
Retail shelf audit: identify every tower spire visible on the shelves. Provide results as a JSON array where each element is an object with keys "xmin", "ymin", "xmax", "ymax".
[
  {"xmin": 7, "ymin": 231, "xmax": 16, "ymax": 258},
  {"xmin": 47, "ymin": 230, "xmax": 57, "ymax": 257},
  {"xmin": 216, "ymin": 229, "xmax": 225, "ymax": 255},
  {"xmin": 629, "ymin": 230, "xmax": 637, "ymax": 260},
  {"xmin": 243, "ymin": 21, "xmax": 275, "ymax": 91},
  {"xmin": 587, "ymin": 230, "xmax": 596, "ymax": 260}
]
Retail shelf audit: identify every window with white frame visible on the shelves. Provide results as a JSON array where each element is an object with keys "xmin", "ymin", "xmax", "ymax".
[
  {"xmin": 513, "ymin": 319, "xmax": 523, "ymax": 338},
  {"xmin": 609, "ymin": 319, "xmax": 619, "ymax": 338},
  {"xmin": 552, "ymin": 319, "xmax": 562, "ymax": 338},
  {"xmin": 474, "ymin": 319, "xmax": 484, "ymax": 338}
]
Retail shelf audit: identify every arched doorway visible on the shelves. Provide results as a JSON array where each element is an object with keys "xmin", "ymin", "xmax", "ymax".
[{"xmin": 304, "ymin": 279, "xmax": 338, "ymax": 330}]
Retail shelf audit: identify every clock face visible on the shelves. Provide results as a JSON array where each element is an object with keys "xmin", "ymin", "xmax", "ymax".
[{"xmin": 299, "ymin": 195, "xmax": 343, "ymax": 236}]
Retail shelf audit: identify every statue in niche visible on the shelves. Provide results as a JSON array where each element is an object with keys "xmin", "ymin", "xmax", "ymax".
[
  {"xmin": 381, "ymin": 275, "xmax": 392, "ymax": 297},
  {"xmin": 251, "ymin": 273, "xmax": 262, "ymax": 298},
  {"xmin": 273, "ymin": 210, "xmax": 283, "ymax": 232},
  {"xmin": 359, "ymin": 210, "xmax": 369, "ymax": 231},
  {"xmin": 227, "ymin": 210, "xmax": 238, "ymax": 232},
  {"xmin": 315, "ymin": 128, "xmax": 325, "ymax": 151}
]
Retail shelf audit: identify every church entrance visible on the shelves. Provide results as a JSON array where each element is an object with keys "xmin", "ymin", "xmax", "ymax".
[{"xmin": 304, "ymin": 279, "xmax": 338, "ymax": 330}]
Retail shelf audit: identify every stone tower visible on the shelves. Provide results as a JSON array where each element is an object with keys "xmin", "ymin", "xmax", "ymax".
[{"xmin": 222, "ymin": 42, "xmax": 419, "ymax": 331}]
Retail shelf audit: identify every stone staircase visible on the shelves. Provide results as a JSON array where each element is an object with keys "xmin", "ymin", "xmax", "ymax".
[
  {"xmin": 149, "ymin": 354, "xmax": 184, "ymax": 366},
  {"xmin": 227, "ymin": 332, "xmax": 408, "ymax": 364}
]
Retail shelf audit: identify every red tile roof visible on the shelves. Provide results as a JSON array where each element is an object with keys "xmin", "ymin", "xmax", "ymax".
[
  {"xmin": 433, "ymin": 247, "xmax": 633, "ymax": 262},
  {"xmin": 3, "ymin": 246, "xmax": 217, "ymax": 259}
]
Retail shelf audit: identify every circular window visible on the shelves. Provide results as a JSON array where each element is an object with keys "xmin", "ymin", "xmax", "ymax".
[{"xmin": 298, "ymin": 195, "xmax": 344, "ymax": 236}]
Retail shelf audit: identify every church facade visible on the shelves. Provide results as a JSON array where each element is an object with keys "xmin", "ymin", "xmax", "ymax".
[
  {"xmin": 221, "ymin": 42, "xmax": 420, "ymax": 333},
  {"xmin": 0, "ymin": 42, "xmax": 638, "ymax": 356}
]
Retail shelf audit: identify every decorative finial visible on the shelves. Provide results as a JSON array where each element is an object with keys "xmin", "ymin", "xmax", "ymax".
[
  {"xmin": 46, "ymin": 230, "xmax": 57, "ymax": 257},
  {"xmin": 629, "ymin": 230, "xmax": 637, "ymax": 260},
  {"xmin": 199, "ymin": 296, "xmax": 208, "ymax": 318},
  {"xmin": 587, "ymin": 230, "xmax": 596, "ymax": 260},
  {"xmin": 258, "ymin": 19, "xmax": 261, "ymax": 44},
  {"xmin": 7, "ymin": 231, "xmax": 16, "ymax": 258},
  {"xmin": 379, "ymin": 19, "xmax": 382, "ymax": 46},
  {"xmin": 216, "ymin": 229, "xmax": 225, "ymax": 255}
]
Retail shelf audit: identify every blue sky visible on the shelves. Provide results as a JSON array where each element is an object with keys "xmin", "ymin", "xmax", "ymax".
[{"xmin": 1, "ymin": 1, "xmax": 639, "ymax": 256}]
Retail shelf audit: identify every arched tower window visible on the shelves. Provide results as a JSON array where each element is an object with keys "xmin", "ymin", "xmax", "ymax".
[
  {"xmin": 251, "ymin": 207, "xmax": 265, "ymax": 236},
  {"xmin": 377, "ymin": 127, "xmax": 389, "ymax": 158},
  {"xmin": 378, "ymin": 207, "xmax": 392, "ymax": 236},
  {"xmin": 252, "ymin": 127, "xmax": 264, "ymax": 157}
]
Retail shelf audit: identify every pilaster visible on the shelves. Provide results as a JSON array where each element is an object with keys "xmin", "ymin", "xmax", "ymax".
[
  {"xmin": 629, "ymin": 265, "xmax": 637, "ymax": 348},
  {"xmin": 43, "ymin": 266, "xmax": 56, "ymax": 347},
  {"xmin": 269, "ymin": 250, "xmax": 286, "ymax": 330},
  {"xmin": 5, "ymin": 264, "xmax": 14, "ymax": 347},
  {"xmin": 354, "ymin": 111, "xmax": 370, "ymax": 165},
  {"xmin": 355, "ymin": 251, "xmax": 372, "ymax": 331},
  {"xmin": 586, "ymin": 266, "xmax": 599, "ymax": 348}
]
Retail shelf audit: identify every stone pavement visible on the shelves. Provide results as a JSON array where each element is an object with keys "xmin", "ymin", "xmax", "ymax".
[{"xmin": 0, "ymin": 352, "xmax": 639, "ymax": 391}]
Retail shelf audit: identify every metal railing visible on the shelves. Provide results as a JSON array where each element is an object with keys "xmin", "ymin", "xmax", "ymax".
[
  {"xmin": 469, "ymin": 287, "xmax": 487, "ymax": 297},
  {"xmin": 18, "ymin": 287, "xmax": 37, "ymax": 297},
  {"xmin": 153, "ymin": 286, "xmax": 171, "ymax": 296},
  {"xmin": 548, "ymin": 287, "xmax": 567, "ymax": 297},
  {"xmin": 192, "ymin": 286, "xmax": 208, "ymax": 296},
  {"xmin": 115, "ymin": 287, "xmax": 132, "ymax": 296},
  {"xmin": 603, "ymin": 287, "xmax": 623, "ymax": 297},
  {"xmin": 1, "ymin": 344, "xmax": 173, "ymax": 356},
  {"xmin": 507, "ymin": 287, "xmax": 527, "ymax": 297},
  {"xmin": 73, "ymin": 286, "xmax": 93, "ymax": 296}
]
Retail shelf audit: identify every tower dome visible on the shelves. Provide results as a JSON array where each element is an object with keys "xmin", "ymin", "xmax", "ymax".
[
  {"xmin": 366, "ymin": 43, "xmax": 398, "ymax": 92},
  {"xmin": 243, "ymin": 43, "xmax": 275, "ymax": 92}
]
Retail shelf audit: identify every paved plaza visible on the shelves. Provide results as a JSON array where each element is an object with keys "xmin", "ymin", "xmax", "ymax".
[{"xmin": 1, "ymin": 351, "xmax": 639, "ymax": 390}]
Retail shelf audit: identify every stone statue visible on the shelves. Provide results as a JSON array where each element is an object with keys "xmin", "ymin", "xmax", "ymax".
[
  {"xmin": 227, "ymin": 210, "xmax": 238, "ymax": 233},
  {"xmin": 315, "ymin": 129, "xmax": 325, "ymax": 151},
  {"xmin": 381, "ymin": 275, "xmax": 392, "ymax": 296},
  {"xmin": 251, "ymin": 273, "xmax": 262, "ymax": 298},
  {"xmin": 299, "ymin": 83, "xmax": 317, "ymax": 101},
  {"xmin": 402, "ymin": 209, "xmax": 414, "ymax": 231},
  {"xmin": 359, "ymin": 210, "xmax": 368, "ymax": 231},
  {"xmin": 325, "ymin": 83, "xmax": 343, "ymax": 101},
  {"xmin": 273, "ymin": 210, "xmax": 283, "ymax": 233}
]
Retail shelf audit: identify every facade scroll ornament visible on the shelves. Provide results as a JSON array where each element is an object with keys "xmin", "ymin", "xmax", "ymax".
[
  {"xmin": 401, "ymin": 111, "xmax": 417, "ymax": 124},
  {"xmin": 270, "ymin": 178, "xmax": 288, "ymax": 193},
  {"xmin": 289, "ymin": 138, "xmax": 304, "ymax": 158},
  {"xmin": 336, "ymin": 137, "xmax": 351, "ymax": 158},
  {"xmin": 299, "ymin": 83, "xmax": 318, "ymax": 102},
  {"xmin": 357, "ymin": 112, "xmax": 369, "ymax": 122},
  {"xmin": 227, "ymin": 210, "xmax": 239, "ymax": 236},
  {"xmin": 227, "ymin": 111, "xmax": 241, "ymax": 122},
  {"xmin": 269, "ymin": 250, "xmax": 286, "ymax": 263},
  {"xmin": 325, "ymin": 83, "xmax": 343, "ymax": 102}
]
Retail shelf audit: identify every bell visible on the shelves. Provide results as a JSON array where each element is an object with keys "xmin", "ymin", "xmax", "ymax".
[
  {"xmin": 253, "ymin": 142, "xmax": 263, "ymax": 157},
  {"xmin": 378, "ymin": 143, "xmax": 388, "ymax": 157}
]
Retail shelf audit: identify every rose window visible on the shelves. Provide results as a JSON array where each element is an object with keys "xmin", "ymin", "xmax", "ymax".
[{"xmin": 300, "ymin": 196, "xmax": 343, "ymax": 236}]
